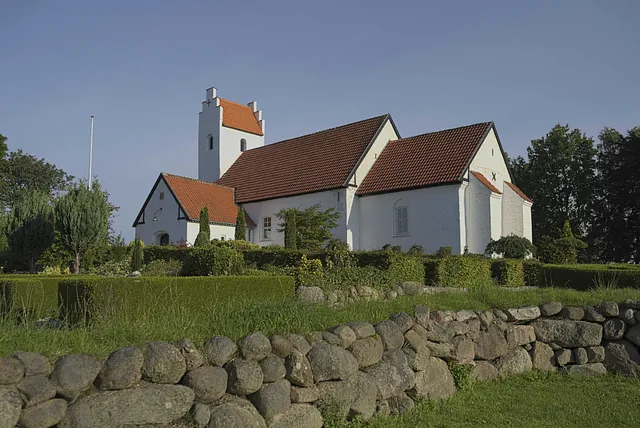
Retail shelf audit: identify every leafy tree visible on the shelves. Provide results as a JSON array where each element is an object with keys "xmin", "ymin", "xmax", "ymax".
[
  {"xmin": 277, "ymin": 204, "xmax": 340, "ymax": 250},
  {"xmin": 0, "ymin": 211, "xmax": 8, "ymax": 265},
  {"xmin": 484, "ymin": 235, "xmax": 535, "ymax": 259},
  {"xmin": 284, "ymin": 211, "xmax": 297, "ymax": 250},
  {"xmin": 194, "ymin": 207, "xmax": 211, "ymax": 247},
  {"xmin": 536, "ymin": 220, "xmax": 586, "ymax": 264},
  {"xmin": 5, "ymin": 192, "xmax": 54, "ymax": 272},
  {"xmin": 55, "ymin": 181, "xmax": 110, "ymax": 273},
  {"xmin": 235, "ymin": 207, "xmax": 246, "ymax": 241}
]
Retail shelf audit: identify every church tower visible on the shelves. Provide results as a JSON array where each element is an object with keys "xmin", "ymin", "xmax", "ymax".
[{"xmin": 198, "ymin": 87, "xmax": 265, "ymax": 183}]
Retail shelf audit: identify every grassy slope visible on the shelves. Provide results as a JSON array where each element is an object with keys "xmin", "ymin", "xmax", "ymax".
[{"xmin": 2, "ymin": 285, "xmax": 640, "ymax": 357}]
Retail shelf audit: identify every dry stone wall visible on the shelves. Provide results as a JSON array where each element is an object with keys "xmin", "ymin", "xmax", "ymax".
[{"xmin": 2, "ymin": 299, "xmax": 640, "ymax": 428}]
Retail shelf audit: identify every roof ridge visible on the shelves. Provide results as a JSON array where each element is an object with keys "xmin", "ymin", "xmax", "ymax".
[
  {"xmin": 394, "ymin": 121, "xmax": 493, "ymax": 142},
  {"xmin": 241, "ymin": 114, "xmax": 389, "ymax": 153},
  {"xmin": 162, "ymin": 173, "xmax": 234, "ymax": 190},
  {"xmin": 219, "ymin": 97, "xmax": 253, "ymax": 109}
]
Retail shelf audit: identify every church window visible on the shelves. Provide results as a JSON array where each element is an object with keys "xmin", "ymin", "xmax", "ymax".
[
  {"xmin": 394, "ymin": 205, "xmax": 409, "ymax": 236},
  {"xmin": 262, "ymin": 217, "xmax": 272, "ymax": 240},
  {"xmin": 208, "ymin": 135, "xmax": 213, "ymax": 150},
  {"xmin": 240, "ymin": 138, "xmax": 247, "ymax": 152},
  {"xmin": 492, "ymin": 148, "xmax": 494, "ymax": 156},
  {"xmin": 159, "ymin": 192, "xmax": 164, "ymax": 200}
]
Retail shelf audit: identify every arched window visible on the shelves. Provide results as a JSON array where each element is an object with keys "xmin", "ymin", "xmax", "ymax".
[
  {"xmin": 393, "ymin": 200, "xmax": 409, "ymax": 236},
  {"xmin": 208, "ymin": 135, "xmax": 213, "ymax": 150},
  {"xmin": 240, "ymin": 138, "xmax": 247, "ymax": 152}
]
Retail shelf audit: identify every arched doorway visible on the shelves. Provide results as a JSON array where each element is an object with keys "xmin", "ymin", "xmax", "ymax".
[{"xmin": 158, "ymin": 233, "xmax": 170, "ymax": 246}]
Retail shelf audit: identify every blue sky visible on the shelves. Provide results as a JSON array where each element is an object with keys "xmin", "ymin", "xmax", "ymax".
[{"xmin": 1, "ymin": 0, "xmax": 638, "ymax": 240}]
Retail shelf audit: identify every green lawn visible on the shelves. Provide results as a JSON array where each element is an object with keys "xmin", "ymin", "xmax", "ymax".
[{"xmin": 2, "ymin": 285, "xmax": 640, "ymax": 358}]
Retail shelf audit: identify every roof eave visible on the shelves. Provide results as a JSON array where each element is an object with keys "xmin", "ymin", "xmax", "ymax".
[{"xmin": 356, "ymin": 180, "xmax": 463, "ymax": 197}]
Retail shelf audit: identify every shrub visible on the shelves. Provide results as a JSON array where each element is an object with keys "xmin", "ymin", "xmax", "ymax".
[
  {"xmin": 522, "ymin": 259, "xmax": 543, "ymax": 287},
  {"xmin": 182, "ymin": 245, "xmax": 244, "ymax": 276},
  {"xmin": 407, "ymin": 244, "xmax": 424, "ymax": 256},
  {"xmin": 353, "ymin": 251, "xmax": 425, "ymax": 284},
  {"xmin": 449, "ymin": 361, "xmax": 474, "ymax": 391},
  {"xmin": 58, "ymin": 276, "xmax": 295, "ymax": 325},
  {"xmin": 40, "ymin": 265, "xmax": 71, "ymax": 275},
  {"xmin": 141, "ymin": 259, "xmax": 183, "ymax": 277},
  {"xmin": 425, "ymin": 256, "xmax": 491, "ymax": 288},
  {"xmin": 129, "ymin": 238, "xmax": 144, "ymax": 271},
  {"xmin": 294, "ymin": 255, "xmax": 324, "ymax": 286},
  {"xmin": 86, "ymin": 260, "xmax": 130, "ymax": 276},
  {"xmin": 484, "ymin": 235, "xmax": 535, "ymax": 259},
  {"xmin": 490, "ymin": 259, "xmax": 525, "ymax": 287},
  {"xmin": 144, "ymin": 246, "xmax": 190, "ymax": 265},
  {"xmin": 435, "ymin": 247, "xmax": 453, "ymax": 258},
  {"xmin": 242, "ymin": 248, "xmax": 308, "ymax": 269},
  {"xmin": 325, "ymin": 239, "xmax": 355, "ymax": 268},
  {"xmin": 0, "ymin": 277, "xmax": 61, "ymax": 320},
  {"xmin": 194, "ymin": 207, "xmax": 211, "ymax": 247},
  {"xmin": 539, "ymin": 264, "xmax": 640, "ymax": 290},
  {"xmin": 235, "ymin": 208, "xmax": 246, "ymax": 241},
  {"xmin": 304, "ymin": 266, "xmax": 392, "ymax": 291}
]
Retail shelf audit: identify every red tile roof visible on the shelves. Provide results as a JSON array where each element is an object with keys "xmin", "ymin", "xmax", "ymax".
[
  {"xmin": 471, "ymin": 170, "xmax": 502, "ymax": 194},
  {"xmin": 220, "ymin": 98, "xmax": 264, "ymax": 136},
  {"xmin": 357, "ymin": 122, "xmax": 493, "ymax": 195},
  {"xmin": 505, "ymin": 181, "xmax": 533, "ymax": 203},
  {"xmin": 218, "ymin": 115, "xmax": 390, "ymax": 203},
  {"xmin": 162, "ymin": 173, "xmax": 256, "ymax": 227}
]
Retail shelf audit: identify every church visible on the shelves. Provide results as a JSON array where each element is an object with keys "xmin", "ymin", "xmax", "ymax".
[{"xmin": 133, "ymin": 87, "xmax": 532, "ymax": 254}]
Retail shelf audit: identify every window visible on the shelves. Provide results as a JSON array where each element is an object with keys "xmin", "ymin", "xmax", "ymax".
[
  {"xmin": 240, "ymin": 138, "xmax": 247, "ymax": 152},
  {"xmin": 159, "ymin": 192, "xmax": 164, "ymax": 200},
  {"xmin": 492, "ymin": 148, "xmax": 494, "ymax": 156},
  {"xmin": 159, "ymin": 233, "xmax": 170, "ymax": 246},
  {"xmin": 221, "ymin": 236, "xmax": 226, "ymax": 241},
  {"xmin": 208, "ymin": 135, "xmax": 213, "ymax": 150},
  {"xmin": 394, "ymin": 206, "xmax": 409, "ymax": 236},
  {"xmin": 262, "ymin": 217, "xmax": 272, "ymax": 240},
  {"xmin": 248, "ymin": 229, "xmax": 252, "ymax": 242}
]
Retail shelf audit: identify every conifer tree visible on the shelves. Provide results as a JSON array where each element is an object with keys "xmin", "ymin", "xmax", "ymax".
[
  {"xmin": 284, "ymin": 211, "xmax": 297, "ymax": 250},
  {"xmin": 194, "ymin": 207, "xmax": 210, "ymax": 246},
  {"xmin": 235, "ymin": 207, "xmax": 246, "ymax": 241}
]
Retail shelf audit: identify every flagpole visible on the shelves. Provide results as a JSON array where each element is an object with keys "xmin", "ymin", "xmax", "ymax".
[{"xmin": 88, "ymin": 115, "xmax": 94, "ymax": 190}]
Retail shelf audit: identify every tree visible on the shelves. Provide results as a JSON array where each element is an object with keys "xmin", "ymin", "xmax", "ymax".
[
  {"xmin": 235, "ymin": 207, "xmax": 246, "ymax": 241},
  {"xmin": 55, "ymin": 181, "xmax": 110, "ymax": 273},
  {"xmin": 5, "ymin": 192, "xmax": 54, "ymax": 272},
  {"xmin": 484, "ymin": 235, "xmax": 535, "ymax": 259},
  {"xmin": 277, "ymin": 204, "xmax": 340, "ymax": 250},
  {"xmin": 194, "ymin": 207, "xmax": 210, "ymax": 247},
  {"xmin": 130, "ymin": 238, "xmax": 144, "ymax": 271},
  {"xmin": 284, "ymin": 211, "xmax": 297, "ymax": 250}
]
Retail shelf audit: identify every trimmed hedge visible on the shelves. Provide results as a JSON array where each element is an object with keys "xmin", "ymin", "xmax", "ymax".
[
  {"xmin": 523, "ymin": 259, "xmax": 543, "ymax": 287},
  {"xmin": 490, "ymin": 260, "xmax": 525, "ymax": 287},
  {"xmin": 143, "ymin": 245, "xmax": 244, "ymax": 276},
  {"xmin": 539, "ymin": 264, "xmax": 640, "ymax": 290},
  {"xmin": 353, "ymin": 251, "xmax": 425, "ymax": 284},
  {"xmin": 425, "ymin": 256, "xmax": 491, "ymax": 288},
  {"xmin": 0, "ymin": 277, "xmax": 62, "ymax": 320},
  {"xmin": 58, "ymin": 276, "xmax": 295, "ymax": 325}
]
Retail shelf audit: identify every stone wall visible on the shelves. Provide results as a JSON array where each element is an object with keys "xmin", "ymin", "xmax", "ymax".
[{"xmin": 2, "ymin": 299, "xmax": 640, "ymax": 428}]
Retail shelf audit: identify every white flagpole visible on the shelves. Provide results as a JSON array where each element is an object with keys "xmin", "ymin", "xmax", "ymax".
[{"xmin": 88, "ymin": 115, "xmax": 94, "ymax": 190}]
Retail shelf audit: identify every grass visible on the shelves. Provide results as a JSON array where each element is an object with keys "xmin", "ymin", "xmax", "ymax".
[{"xmin": 2, "ymin": 283, "xmax": 640, "ymax": 358}]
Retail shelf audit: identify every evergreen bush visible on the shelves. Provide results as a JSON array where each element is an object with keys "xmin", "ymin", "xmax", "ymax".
[
  {"xmin": 425, "ymin": 256, "xmax": 491, "ymax": 288},
  {"xmin": 485, "ymin": 235, "xmax": 535, "ymax": 259},
  {"xmin": 490, "ymin": 259, "xmax": 525, "ymax": 287},
  {"xmin": 234, "ymin": 208, "xmax": 246, "ymax": 241}
]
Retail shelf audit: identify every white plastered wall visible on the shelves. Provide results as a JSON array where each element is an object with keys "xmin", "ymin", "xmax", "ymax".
[
  {"xmin": 134, "ymin": 178, "xmax": 188, "ymax": 245},
  {"xmin": 186, "ymin": 222, "xmax": 237, "ymax": 244}
]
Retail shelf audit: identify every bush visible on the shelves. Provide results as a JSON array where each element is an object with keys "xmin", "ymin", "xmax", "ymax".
[
  {"xmin": 182, "ymin": 245, "xmax": 244, "ymax": 276},
  {"xmin": 490, "ymin": 259, "xmax": 525, "ymax": 287},
  {"xmin": 523, "ymin": 259, "xmax": 543, "ymax": 287},
  {"xmin": 58, "ymin": 276, "xmax": 295, "ymax": 325},
  {"xmin": 353, "ymin": 251, "xmax": 425, "ymax": 284},
  {"xmin": 0, "ymin": 277, "xmax": 61, "ymax": 320},
  {"xmin": 144, "ymin": 246, "xmax": 190, "ymax": 265},
  {"xmin": 435, "ymin": 247, "xmax": 453, "ymax": 258},
  {"xmin": 242, "ymin": 247, "xmax": 308, "ymax": 269},
  {"xmin": 141, "ymin": 259, "xmax": 183, "ymax": 277},
  {"xmin": 86, "ymin": 260, "xmax": 130, "ymax": 276},
  {"xmin": 304, "ymin": 266, "xmax": 392, "ymax": 291},
  {"xmin": 539, "ymin": 264, "xmax": 640, "ymax": 290},
  {"xmin": 485, "ymin": 235, "xmax": 535, "ymax": 259},
  {"xmin": 425, "ymin": 256, "xmax": 491, "ymax": 288},
  {"xmin": 294, "ymin": 255, "xmax": 324, "ymax": 286}
]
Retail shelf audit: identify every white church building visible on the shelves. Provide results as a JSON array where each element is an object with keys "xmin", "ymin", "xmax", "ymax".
[{"xmin": 133, "ymin": 87, "xmax": 532, "ymax": 254}]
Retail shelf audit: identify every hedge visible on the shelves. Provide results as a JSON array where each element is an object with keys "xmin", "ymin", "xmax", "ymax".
[
  {"xmin": 353, "ymin": 251, "xmax": 425, "ymax": 284},
  {"xmin": 539, "ymin": 264, "xmax": 640, "ymax": 290},
  {"xmin": 490, "ymin": 260, "xmax": 525, "ymax": 287},
  {"xmin": 58, "ymin": 276, "xmax": 295, "ymax": 325},
  {"xmin": 424, "ymin": 256, "xmax": 491, "ymax": 288},
  {"xmin": 523, "ymin": 259, "xmax": 543, "ymax": 287},
  {"xmin": 143, "ymin": 245, "xmax": 244, "ymax": 276},
  {"xmin": 0, "ymin": 276, "xmax": 63, "ymax": 320}
]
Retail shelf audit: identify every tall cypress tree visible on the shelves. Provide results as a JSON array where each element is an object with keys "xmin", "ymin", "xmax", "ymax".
[
  {"xmin": 235, "ymin": 207, "xmax": 246, "ymax": 241},
  {"xmin": 284, "ymin": 211, "xmax": 297, "ymax": 250},
  {"xmin": 194, "ymin": 207, "xmax": 210, "ymax": 246}
]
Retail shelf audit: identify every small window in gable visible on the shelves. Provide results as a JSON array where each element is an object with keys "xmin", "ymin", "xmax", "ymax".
[
  {"xmin": 240, "ymin": 138, "xmax": 247, "ymax": 152},
  {"xmin": 159, "ymin": 191, "xmax": 164, "ymax": 200},
  {"xmin": 394, "ymin": 206, "xmax": 409, "ymax": 236},
  {"xmin": 208, "ymin": 135, "xmax": 213, "ymax": 150},
  {"xmin": 262, "ymin": 217, "xmax": 272, "ymax": 240},
  {"xmin": 492, "ymin": 148, "xmax": 494, "ymax": 156}
]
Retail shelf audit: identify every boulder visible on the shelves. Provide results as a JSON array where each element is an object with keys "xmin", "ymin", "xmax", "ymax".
[
  {"xmin": 284, "ymin": 350, "xmax": 313, "ymax": 387},
  {"xmin": 390, "ymin": 312, "xmax": 414, "ymax": 332},
  {"xmin": 573, "ymin": 348, "xmax": 588, "ymax": 365},
  {"xmin": 363, "ymin": 362, "xmax": 404, "ymax": 400},
  {"xmin": 0, "ymin": 356, "xmax": 23, "ymax": 385},
  {"xmin": 306, "ymin": 332, "xmax": 324, "ymax": 346},
  {"xmin": 625, "ymin": 323, "xmax": 640, "ymax": 347},
  {"xmin": 620, "ymin": 309, "xmax": 637, "ymax": 326},
  {"xmin": 238, "ymin": 332, "xmax": 272, "ymax": 361},
  {"xmin": 267, "ymin": 404, "xmax": 323, "ymax": 428},
  {"xmin": 208, "ymin": 401, "xmax": 266, "ymax": 428},
  {"xmin": 561, "ymin": 363, "xmax": 607, "ymax": 376},
  {"xmin": 141, "ymin": 342, "xmax": 186, "ymax": 384},
  {"xmin": 495, "ymin": 347, "xmax": 532, "ymax": 376},
  {"xmin": 259, "ymin": 356, "xmax": 286, "ymax": 383},
  {"xmin": 584, "ymin": 307, "xmax": 606, "ymax": 323},
  {"xmin": 425, "ymin": 341, "xmax": 454, "ymax": 360},
  {"xmin": 424, "ymin": 321, "xmax": 454, "ymax": 343},
  {"xmin": 191, "ymin": 403, "xmax": 211, "ymax": 427},
  {"xmin": 596, "ymin": 302, "xmax": 619, "ymax": 317},
  {"xmin": 356, "ymin": 286, "xmax": 379, "ymax": 301},
  {"xmin": 388, "ymin": 393, "xmax": 415, "ymax": 415},
  {"xmin": 96, "ymin": 346, "xmax": 143, "ymax": 390},
  {"xmin": 472, "ymin": 361, "xmax": 499, "ymax": 381},
  {"xmin": 451, "ymin": 336, "xmax": 475, "ymax": 364},
  {"xmin": 555, "ymin": 349, "xmax": 572, "ymax": 366},
  {"xmin": 347, "ymin": 371, "xmax": 377, "ymax": 421},
  {"xmin": 58, "ymin": 384, "xmax": 194, "ymax": 428},
  {"xmin": 331, "ymin": 325, "xmax": 357, "ymax": 349},
  {"xmin": 531, "ymin": 319, "xmax": 602, "ymax": 347},
  {"xmin": 506, "ymin": 325, "xmax": 535, "ymax": 347},
  {"xmin": 539, "ymin": 302, "xmax": 563, "ymax": 317},
  {"xmin": 382, "ymin": 349, "xmax": 415, "ymax": 391},
  {"xmin": 175, "ymin": 338, "xmax": 205, "ymax": 371},
  {"xmin": 0, "ymin": 387, "xmax": 22, "ymax": 428},
  {"xmin": 604, "ymin": 340, "xmax": 640, "ymax": 378},
  {"xmin": 203, "ymin": 336, "xmax": 238, "ymax": 367},
  {"xmin": 316, "ymin": 379, "xmax": 358, "ymax": 417},
  {"xmin": 321, "ymin": 332, "xmax": 342, "ymax": 346},
  {"xmin": 307, "ymin": 342, "xmax": 358, "ymax": 382},
  {"xmin": 404, "ymin": 329, "xmax": 427, "ymax": 352},
  {"xmin": 290, "ymin": 386, "xmax": 319, "ymax": 403},
  {"xmin": 249, "ymin": 380, "xmax": 291, "ymax": 421},
  {"xmin": 478, "ymin": 311, "xmax": 494, "ymax": 329},
  {"xmin": 622, "ymin": 299, "xmax": 640, "ymax": 310},
  {"xmin": 408, "ymin": 347, "xmax": 431, "ymax": 371},
  {"xmin": 529, "ymin": 341, "xmax": 555, "ymax": 371},
  {"xmin": 49, "ymin": 354, "xmax": 102, "ymax": 401},
  {"xmin": 401, "ymin": 281, "xmax": 423, "ymax": 296},
  {"xmin": 269, "ymin": 335, "xmax": 293, "ymax": 358},
  {"xmin": 348, "ymin": 336, "xmax": 384, "ymax": 369},
  {"xmin": 586, "ymin": 346, "xmax": 605, "ymax": 363},
  {"xmin": 17, "ymin": 374, "xmax": 57, "ymax": 407},
  {"xmin": 493, "ymin": 310, "xmax": 508, "ymax": 322},
  {"xmin": 182, "ymin": 366, "xmax": 228, "ymax": 404},
  {"xmin": 346, "ymin": 322, "xmax": 376, "ymax": 339},
  {"xmin": 414, "ymin": 306, "xmax": 430, "ymax": 328},
  {"xmin": 374, "ymin": 320, "xmax": 405, "ymax": 350},
  {"xmin": 560, "ymin": 307, "xmax": 584, "ymax": 320},
  {"xmin": 411, "ymin": 357, "xmax": 456, "ymax": 400},
  {"xmin": 18, "ymin": 398, "xmax": 67, "ymax": 428},
  {"xmin": 226, "ymin": 359, "xmax": 264, "ymax": 395},
  {"xmin": 295, "ymin": 286, "xmax": 325, "ymax": 304},
  {"xmin": 603, "ymin": 319, "xmax": 626, "ymax": 340},
  {"xmin": 286, "ymin": 334, "xmax": 311, "ymax": 355},
  {"xmin": 12, "ymin": 352, "xmax": 51, "ymax": 377},
  {"xmin": 474, "ymin": 325, "xmax": 508, "ymax": 360},
  {"xmin": 456, "ymin": 310, "xmax": 477, "ymax": 322},
  {"xmin": 505, "ymin": 306, "xmax": 541, "ymax": 322}
]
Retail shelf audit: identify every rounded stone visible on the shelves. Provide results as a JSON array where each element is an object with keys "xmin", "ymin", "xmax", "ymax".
[
  {"xmin": 331, "ymin": 325, "xmax": 357, "ymax": 349},
  {"xmin": 285, "ymin": 334, "xmax": 311, "ymax": 355},
  {"xmin": 182, "ymin": 366, "xmax": 228, "ymax": 404},
  {"xmin": 401, "ymin": 281, "xmax": 423, "ymax": 296},
  {"xmin": 142, "ymin": 342, "xmax": 186, "ymax": 384},
  {"xmin": 191, "ymin": 403, "xmax": 211, "ymax": 427},
  {"xmin": 495, "ymin": 347, "xmax": 532, "ymax": 376},
  {"xmin": 346, "ymin": 322, "xmax": 376, "ymax": 339},
  {"xmin": 0, "ymin": 356, "xmax": 24, "ymax": 385},
  {"xmin": 203, "ymin": 336, "xmax": 238, "ymax": 367},
  {"xmin": 410, "ymin": 357, "xmax": 456, "ymax": 400},
  {"xmin": 270, "ymin": 335, "xmax": 293, "ymax": 358},
  {"xmin": 374, "ymin": 320, "xmax": 405, "ymax": 350},
  {"xmin": 238, "ymin": 332, "xmax": 272, "ymax": 361},
  {"xmin": 268, "ymin": 403, "xmax": 323, "ymax": 428},
  {"xmin": 573, "ymin": 348, "xmax": 588, "ymax": 365},
  {"xmin": 249, "ymin": 379, "xmax": 291, "ymax": 421},
  {"xmin": 18, "ymin": 398, "xmax": 67, "ymax": 428},
  {"xmin": 208, "ymin": 401, "xmax": 266, "ymax": 428},
  {"xmin": 226, "ymin": 359, "xmax": 264, "ymax": 395},
  {"xmin": 584, "ymin": 307, "xmax": 606, "ymax": 323},
  {"xmin": 539, "ymin": 302, "xmax": 563, "ymax": 317},
  {"xmin": 12, "ymin": 352, "xmax": 51, "ymax": 377},
  {"xmin": 560, "ymin": 307, "xmax": 584, "ymax": 321},
  {"xmin": 619, "ymin": 308, "xmax": 636, "ymax": 325},
  {"xmin": 17, "ymin": 374, "xmax": 57, "ymax": 407},
  {"xmin": 596, "ymin": 302, "xmax": 619, "ymax": 317},
  {"xmin": 307, "ymin": 342, "xmax": 359, "ymax": 382},
  {"xmin": 0, "ymin": 387, "xmax": 22, "ymax": 428},
  {"xmin": 96, "ymin": 346, "xmax": 143, "ymax": 390},
  {"xmin": 348, "ymin": 337, "xmax": 384, "ymax": 369},
  {"xmin": 284, "ymin": 350, "xmax": 314, "ymax": 388},
  {"xmin": 175, "ymin": 338, "xmax": 205, "ymax": 371},
  {"xmin": 603, "ymin": 318, "xmax": 626, "ymax": 340},
  {"xmin": 259, "ymin": 355, "xmax": 286, "ymax": 383},
  {"xmin": 49, "ymin": 354, "xmax": 102, "ymax": 401},
  {"xmin": 389, "ymin": 312, "xmax": 414, "ymax": 332}
]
